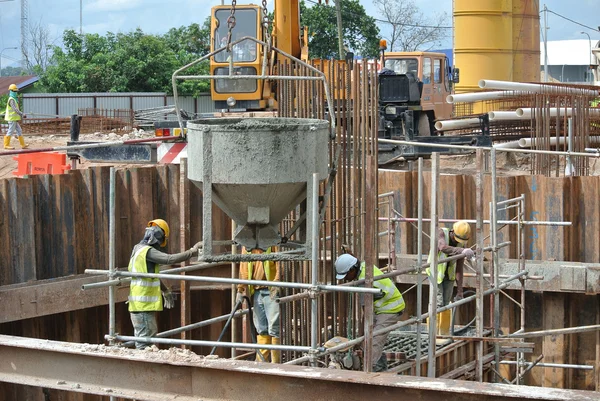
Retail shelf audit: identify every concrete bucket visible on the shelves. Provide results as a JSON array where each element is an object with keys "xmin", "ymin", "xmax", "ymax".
[{"xmin": 187, "ymin": 118, "xmax": 329, "ymax": 251}]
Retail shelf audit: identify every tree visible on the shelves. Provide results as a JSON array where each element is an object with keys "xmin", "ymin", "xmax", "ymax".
[
  {"xmin": 373, "ymin": 0, "xmax": 449, "ymax": 52},
  {"xmin": 300, "ymin": 0, "xmax": 380, "ymax": 59},
  {"xmin": 38, "ymin": 20, "xmax": 212, "ymax": 95},
  {"xmin": 0, "ymin": 66, "xmax": 24, "ymax": 77},
  {"xmin": 23, "ymin": 18, "xmax": 56, "ymax": 73}
]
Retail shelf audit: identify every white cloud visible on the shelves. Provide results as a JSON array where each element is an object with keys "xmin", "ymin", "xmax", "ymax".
[{"xmin": 86, "ymin": 0, "xmax": 143, "ymax": 13}]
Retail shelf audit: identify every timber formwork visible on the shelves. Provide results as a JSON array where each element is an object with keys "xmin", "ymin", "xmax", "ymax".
[{"xmin": 2, "ymin": 65, "xmax": 600, "ymax": 400}]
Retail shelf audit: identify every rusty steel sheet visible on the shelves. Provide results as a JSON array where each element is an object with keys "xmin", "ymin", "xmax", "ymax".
[
  {"xmin": 0, "ymin": 335, "xmax": 598, "ymax": 401},
  {"xmin": 378, "ymin": 170, "xmax": 600, "ymax": 264}
]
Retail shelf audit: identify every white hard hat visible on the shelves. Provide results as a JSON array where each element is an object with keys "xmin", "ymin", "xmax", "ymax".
[{"xmin": 335, "ymin": 254, "xmax": 358, "ymax": 279}]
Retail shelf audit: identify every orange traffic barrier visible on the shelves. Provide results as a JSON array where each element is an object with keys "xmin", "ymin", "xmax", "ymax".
[{"xmin": 13, "ymin": 152, "xmax": 72, "ymax": 177}]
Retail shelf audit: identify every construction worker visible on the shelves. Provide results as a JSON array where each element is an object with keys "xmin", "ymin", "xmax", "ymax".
[
  {"xmin": 237, "ymin": 247, "xmax": 281, "ymax": 363},
  {"xmin": 128, "ymin": 219, "xmax": 201, "ymax": 350},
  {"xmin": 334, "ymin": 253, "xmax": 406, "ymax": 372},
  {"xmin": 3, "ymin": 84, "xmax": 27, "ymax": 150},
  {"xmin": 427, "ymin": 220, "xmax": 474, "ymax": 308}
]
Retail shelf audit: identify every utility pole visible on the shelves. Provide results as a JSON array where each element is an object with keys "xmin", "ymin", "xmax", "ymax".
[
  {"xmin": 543, "ymin": 4, "xmax": 548, "ymax": 82},
  {"xmin": 335, "ymin": 0, "xmax": 344, "ymax": 59},
  {"xmin": 580, "ymin": 31, "xmax": 592, "ymax": 83},
  {"xmin": 21, "ymin": 0, "xmax": 28, "ymax": 71}
]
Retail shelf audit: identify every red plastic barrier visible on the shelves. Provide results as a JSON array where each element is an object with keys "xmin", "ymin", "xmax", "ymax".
[{"xmin": 13, "ymin": 152, "xmax": 72, "ymax": 177}]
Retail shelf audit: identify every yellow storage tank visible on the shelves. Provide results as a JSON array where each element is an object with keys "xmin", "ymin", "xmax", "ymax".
[
  {"xmin": 512, "ymin": 0, "xmax": 540, "ymax": 82},
  {"xmin": 454, "ymin": 0, "xmax": 513, "ymax": 93}
]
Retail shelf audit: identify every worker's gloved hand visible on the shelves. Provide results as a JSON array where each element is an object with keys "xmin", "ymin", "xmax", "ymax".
[
  {"xmin": 23, "ymin": 115, "xmax": 27, "ymax": 119},
  {"xmin": 236, "ymin": 292, "xmax": 245, "ymax": 305},
  {"xmin": 269, "ymin": 287, "xmax": 280, "ymax": 300},
  {"xmin": 190, "ymin": 241, "xmax": 202, "ymax": 256},
  {"xmin": 162, "ymin": 290, "xmax": 175, "ymax": 309},
  {"xmin": 454, "ymin": 292, "xmax": 464, "ymax": 302},
  {"xmin": 461, "ymin": 248, "xmax": 475, "ymax": 259}
]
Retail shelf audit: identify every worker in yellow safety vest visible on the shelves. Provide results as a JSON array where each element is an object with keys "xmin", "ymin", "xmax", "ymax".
[
  {"xmin": 128, "ymin": 219, "xmax": 201, "ymax": 349},
  {"xmin": 3, "ymin": 84, "xmax": 28, "ymax": 150},
  {"xmin": 237, "ymin": 247, "xmax": 281, "ymax": 363},
  {"xmin": 427, "ymin": 220, "xmax": 474, "ymax": 307},
  {"xmin": 335, "ymin": 253, "xmax": 406, "ymax": 372}
]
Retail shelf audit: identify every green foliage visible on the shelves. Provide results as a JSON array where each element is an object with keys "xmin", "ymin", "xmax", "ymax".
[
  {"xmin": 0, "ymin": 66, "xmax": 25, "ymax": 77},
  {"xmin": 38, "ymin": 17, "xmax": 213, "ymax": 95},
  {"xmin": 300, "ymin": 0, "xmax": 380, "ymax": 60},
  {"xmin": 0, "ymin": 94, "xmax": 7, "ymax": 113}
]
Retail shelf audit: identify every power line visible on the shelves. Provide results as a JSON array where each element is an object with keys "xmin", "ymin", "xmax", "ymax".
[
  {"xmin": 544, "ymin": 8, "xmax": 600, "ymax": 33},
  {"xmin": 304, "ymin": 0, "xmax": 452, "ymax": 29}
]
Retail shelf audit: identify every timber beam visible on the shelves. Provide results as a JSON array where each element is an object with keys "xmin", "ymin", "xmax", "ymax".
[
  {"xmin": 0, "ymin": 335, "xmax": 598, "ymax": 401},
  {"xmin": 394, "ymin": 255, "xmax": 600, "ymax": 294},
  {"xmin": 0, "ymin": 274, "xmax": 129, "ymax": 323}
]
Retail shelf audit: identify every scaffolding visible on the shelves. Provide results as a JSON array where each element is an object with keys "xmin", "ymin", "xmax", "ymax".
[{"xmin": 375, "ymin": 138, "xmax": 600, "ymax": 382}]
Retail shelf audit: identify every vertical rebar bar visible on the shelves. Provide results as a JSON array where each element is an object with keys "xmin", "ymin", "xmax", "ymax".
[
  {"xmin": 416, "ymin": 157, "xmax": 424, "ymax": 377},
  {"xmin": 491, "ymin": 147, "xmax": 500, "ymax": 381},
  {"xmin": 518, "ymin": 194, "xmax": 526, "ymax": 384},
  {"xmin": 475, "ymin": 148, "xmax": 485, "ymax": 382},
  {"xmin": 310, "ymin": 173, "xmax": 319, "ymax": 366},
  {"xmin": 231, "ymin": 222, "xmax": 238, "ymax": 358},
  {"xmin": 108, "ymin": 167, "xmax": 116, "ymax": 345},
  {"xmin": 180, "ymin": 157, "xmax": 191, "ymax": 348},
  {"xmin": 427, "ymin": 152, "xmax": 439, "ymax": 378}
]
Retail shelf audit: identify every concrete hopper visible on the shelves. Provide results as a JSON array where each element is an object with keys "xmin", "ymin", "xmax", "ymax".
[{"xmin": 187, "ymin": 118, "xmax": 329, "ymax": 252}]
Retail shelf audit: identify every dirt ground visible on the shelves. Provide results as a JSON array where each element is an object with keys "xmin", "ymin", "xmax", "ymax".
[
  {"xmin": 0, "ymin": 130, "xmax": 598, "ymax": 179},
  {"xmin": 0, "ymin": 129, "xmax": 157, "ymax": 180}
]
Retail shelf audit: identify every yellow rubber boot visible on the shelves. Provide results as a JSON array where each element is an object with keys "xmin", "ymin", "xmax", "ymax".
[
  {"xmin": 18, "ymin": 136, "xmax": 28, "ymax": 149},
  {"xmin": 3, "ymin": 136, "xmax": 14, "ymax": 150},
  {"xmin": 438, "ymin": 310, "xmax": 451, "ymax": 336},
  {"xmin": 271, "ymin": 337, "xmax": 281, "ymax": 363},
  {"xmin": 256, "ymin": 334, "xmax": 271, "ymax": 362}
]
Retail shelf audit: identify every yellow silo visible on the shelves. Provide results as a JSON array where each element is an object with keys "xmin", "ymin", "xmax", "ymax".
[
  {"xmin": 512, "ymin": 0, "xmax": 540, "ymax": 82},
  {"xmin": 454, "ymin": 0, "xmax": 513, "ymax": 93}
]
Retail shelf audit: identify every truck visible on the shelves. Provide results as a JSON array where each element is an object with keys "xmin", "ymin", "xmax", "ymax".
[{"xmin": 377, "ymin": 49, "xmax": 491, "ymax": 165}]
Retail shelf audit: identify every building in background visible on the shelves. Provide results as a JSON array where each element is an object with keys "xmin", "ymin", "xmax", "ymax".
[{"xmin": 540, "ymin": 39, "xmax": 600, "ymax": 84}]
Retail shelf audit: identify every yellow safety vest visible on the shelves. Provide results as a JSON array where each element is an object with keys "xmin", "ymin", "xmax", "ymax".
[
  {"xmin": 4, "ymin": 96, "xmax": 21, "ymax": 122},
  {"xmin": 128, "ymin": 245, "xmax": 162, "ymax": 312},
  {"xmin": 246, "ymin": 247, "xmax": 274, "ymax": 296},
  {"xmin": 358, "ymin": 263, "xmax": 406, "ymax": 314},
  {"xmin": 426, "ymin": 227, "xmax": 456, "ymax": 284}
]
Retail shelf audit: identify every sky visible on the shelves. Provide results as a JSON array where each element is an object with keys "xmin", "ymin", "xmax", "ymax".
[{"xmin": 1, "ymin": 0, "xmax": 599, "ymax": 69}]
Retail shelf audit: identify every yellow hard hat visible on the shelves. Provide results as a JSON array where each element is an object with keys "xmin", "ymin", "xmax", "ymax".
[
  {"xmin": 452, "ymin": 220, "xmax": 471, "ymax": 245},
  {"xmin": 8, "ymin": 84, "xmax": 18, "ymax": 91},
  {"xmin": 148, "ymin": 219, "xmax": 169, "ymax": 247}
]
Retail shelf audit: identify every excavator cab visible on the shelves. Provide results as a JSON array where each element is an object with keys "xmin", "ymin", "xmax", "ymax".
[{"xmin": 210, "ymin": 4, "xmax": 269, "ymax": 110}]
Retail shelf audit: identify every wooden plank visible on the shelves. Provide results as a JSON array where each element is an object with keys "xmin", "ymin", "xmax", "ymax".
[
  {"xmin": 56, "ymin": 171, "xmax": 77, "ymax": 275},
  {"xmin": 8, "ymin": 178, "xmax": 36, "ymax": 283},
  {"xmin": 542, "ymin": 292, "xmax": 567, "ymax": 388},
  {"xmin": 74, "ymin": 169, "xmax": 95, "ymax": 274},
  {"xmin": 0, "ymin": 180, "xmax": 13, "ymax": 285},
  {"xmin": 596, "ymin": 294, "xmax": 600, "ymax": 391},
  {"xmin": 0, "ymin": 274, "xmax": 129, "ymax": 323}
]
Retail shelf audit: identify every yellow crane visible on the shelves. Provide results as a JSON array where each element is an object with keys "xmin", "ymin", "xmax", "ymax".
[{"xmin": 209, "ymin": 1, "xmax": 307, "ymax": 110}]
